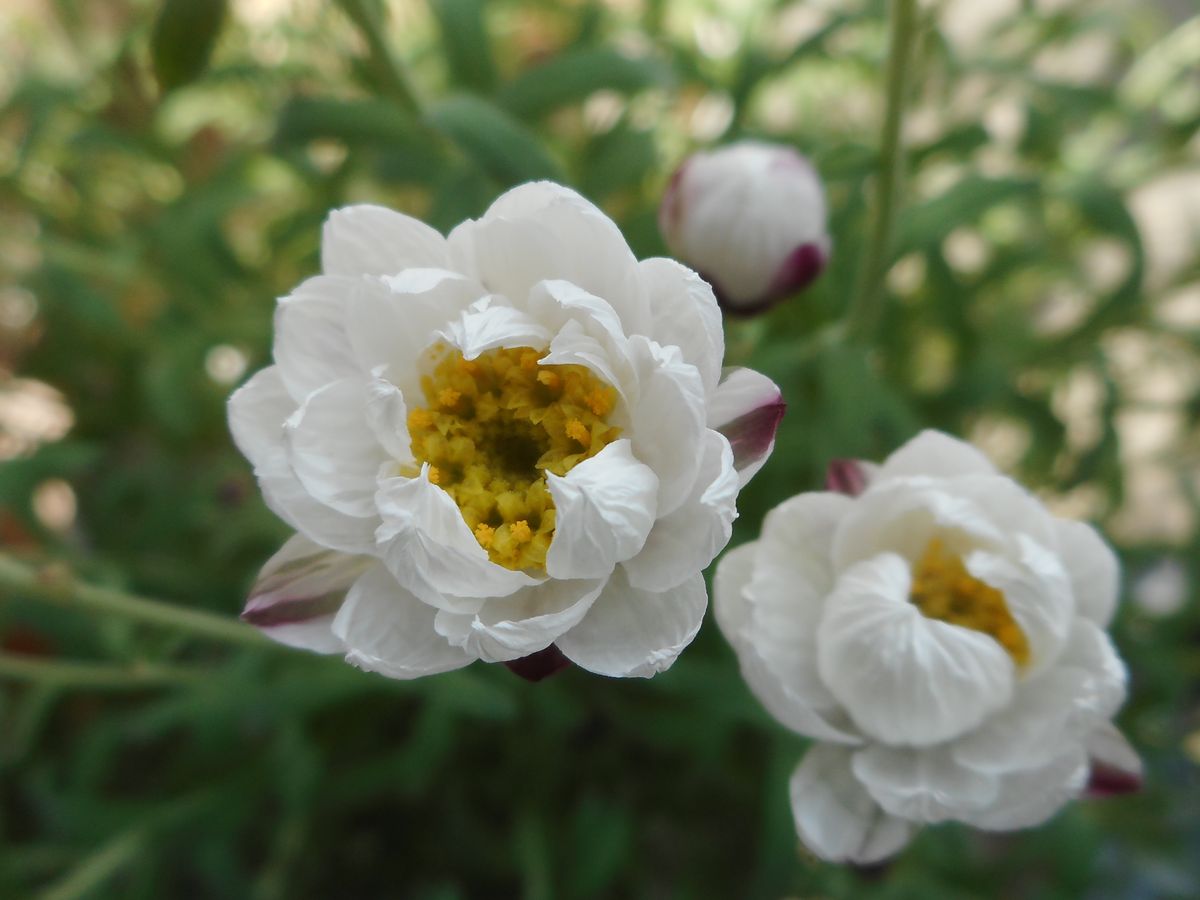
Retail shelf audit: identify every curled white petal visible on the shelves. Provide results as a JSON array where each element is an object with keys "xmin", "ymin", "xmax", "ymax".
[
  {"xmin": 322, "ymin": 204, "xmax": 448, "ymax": 276},
  {"xmin": 1056, "ymin": 518, "xmax": 1120, "ymax": 627},
  {"xmin": 789, "ymin": 745, "xmax": 914, "ymax": 864},
  {"xmin": 557, "ymin": 568, "xmax": 706, "ymax": 678},
  {"xmin": 545, "ymin": 440, "xmax": 658, "ymax": 580}
]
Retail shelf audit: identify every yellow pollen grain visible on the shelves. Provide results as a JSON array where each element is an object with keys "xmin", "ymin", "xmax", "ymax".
[
  {"xmin": 566, "ymin": 419, "xmax": 590, "ymax": 445},
  {"xmin": 403, "ymin": 346, "xmax": 622, "ymax": 572},
  {"xmin": 910, "ymin": 537, "xmax": 1030, "ymax": 666},
  {"xmin": 474, "ymin": 523, "xmax": 495, "ymax": 548},
  {"xmin": 407, "ymin": 408, "xmax": 435, "ymax": 430},
  {"xmin": 585, "ymin": 388, "xmax": 613, "ymax": 417}
]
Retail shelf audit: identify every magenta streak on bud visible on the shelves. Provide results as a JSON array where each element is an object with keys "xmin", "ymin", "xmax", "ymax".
[
  {"xmin": 767, "ymin": 242, "xmax": 827, "ymax": 298},
  {"xmin": 825, "ymin": 459, "xmax": 869, "ymax": 497},
  {"xmin": 1085, "ymin": 760, "xmax": 1143, "ymax": 797},
  {"xmin": 718, "ymin": 395, "xmax": 786, "ymax": 473},
  {"xmin": 241, "ymin": 591, "xmax": 343, "ymax": 628},
  {"xmin": 658, "ymin": 162, "xmax": 689, "ymax": 237},
  {"xmin": 504, "ymin": 644, "xmax": 571, "ymax": 682}
]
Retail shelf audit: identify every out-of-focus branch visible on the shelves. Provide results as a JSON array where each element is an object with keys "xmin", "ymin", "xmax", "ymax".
[
  {"xmin": 0, "ymin": 652, "xmax": 207, "ymax": 689},
  {"xmin": 336, "ymin": 0, "xmax": 423, "ymax": 112},
  {"xmin": 0, "ymin": 553, "xmax": 270, "ymax": 650},
  {"xmin": 844, "ymin": 0, "xmax": 921, "ymax": 344}
]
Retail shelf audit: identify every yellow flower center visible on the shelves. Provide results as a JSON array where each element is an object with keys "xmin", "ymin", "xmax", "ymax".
[
  {"xmin": 404, "ymin": 345, "xmax": 621, "ymax": 571},
  {"xmin": 909, "ymin": 538, "xmax": 1030, "ymax": 666}
]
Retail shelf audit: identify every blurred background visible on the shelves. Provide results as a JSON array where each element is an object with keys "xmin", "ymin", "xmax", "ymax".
[{"xmin": 1, "ymin": 0, "xmax": 1198, "ymax": 897}]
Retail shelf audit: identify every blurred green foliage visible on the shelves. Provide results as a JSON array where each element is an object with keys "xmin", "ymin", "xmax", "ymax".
[{"xmin": 1, "ymin": 0, "xmax": 1198, "ymax": 897}]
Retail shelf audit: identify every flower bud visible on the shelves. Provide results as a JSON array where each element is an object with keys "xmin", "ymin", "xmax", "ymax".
[{"xmin": 659, "ymin": 141, "xmax": 830, "ymax": 315}]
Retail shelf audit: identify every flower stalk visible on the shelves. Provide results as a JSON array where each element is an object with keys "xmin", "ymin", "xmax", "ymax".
[
  {"xmin": 0, "ymin": 652, "xmax": 207, "ymax": 690},
  {"xmin": 0, "ymin": 553, "xmax": 271, "ymax": 651},
  {"xmin": 845, "ymin": 0, "xmax": 920, "ymax": 344}
]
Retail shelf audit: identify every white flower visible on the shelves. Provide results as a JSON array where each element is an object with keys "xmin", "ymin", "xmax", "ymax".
[
  {"xmin": 714, "ymin": 430, "xmax": 1140, "ymax": 864},
  {"xmin": 229, "ymin": 182, "xmax": 783, "ymax": 679},
  {"xmin": 659, "ymin": 140, "xmax": 830, "ymax": 315}
]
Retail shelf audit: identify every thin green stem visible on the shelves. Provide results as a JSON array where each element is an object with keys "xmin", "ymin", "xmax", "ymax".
[
  {"xmin": 844, "ymin": 0, "xmax": 921, "ymax": 344},
  {"xmin": 0, "ymin": 554, "xmax": 270, "ymax": 650},
  {"xmin": 336, "ymin": 0, "xmax": 422, "ymax": 112},
  {"xmin": 0, "ymin": 652, "xmax": 207, "ymax": 689}
]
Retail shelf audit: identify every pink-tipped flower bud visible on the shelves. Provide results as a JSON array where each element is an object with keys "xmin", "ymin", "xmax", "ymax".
[{"xmin": 659, "ymin": 141, "xmax": 830, "ymax": 315}]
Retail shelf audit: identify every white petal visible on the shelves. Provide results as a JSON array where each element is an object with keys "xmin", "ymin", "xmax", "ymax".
[
  {"xmin": 953, "ymin": 618, "xmax": 1127, "ymax": 775},
  {"xmin": 714, "ymin": 534, "xmax": 860, "ymax": 744},
  {"xmin": 527, "ymin": 280, "xmax": 637, "ymax": 413},
  {"xmin": 229, "ymin": 368, "xmax": 377, "ymax": 552},
  {"xmin": 627, "ymin": 336, "xmax": 707, "ymax": 517},
  {"xmin": 622, "ymin": 430, "xmax": 737, "ymax": 592},
  {"xmin": 817, "ymin": 554, "xmax": 1016, "ymax": 746},
  {"xmin": 831, "ymin": 479, "xmax": 1006, "ymax": 571},
  {"xmin": 875, "ymin": 430, "xmax": 997, "ymax": 482},
  {"xmin": 964, "ymin": 536, "xmax": 1074, "ymax": 675},
  {"xmin": 1056, "ymin": 519, "xmax": 1120, "ymax": 627},
  {"xmin": 545, "ymin": 440, "xmax": 658, "ymax": 580},
  {"xmin": 852, "ymin": 744, "xmax": 1000, "ymax": 823},
  {"xmin": 241, "ymin": 533, "xmax": 371, "ymax": 653},
  {"xmin": 433, "ymin": 577, "xmax": 605, "ymax": 663},
  {"xmin": 639, "ymin": 257, "xmax": 724, "ymax": 397},
  {"xmin": 436, "ymin": 296, "xmax": 553, "ymax": 360},
  {"xmin": 556, "ymin": 568, "xmax": 706, "ymax": 677},
  {"xmin": 740, "ymin": 493, "xmax": 852, "ymax": 710},
  {"xmin": 272, "ymin": 275, "xmax": 359, "ymax": 402},
  {"xmin": 449, "ymin": 182, "xmax": 650, "ymax": 333},
  {"xmin": 789, "ymin": 745, "xmax": 915, "ymax": 864},
  {"xmin": 346, "ymin": 270, "xmax": 486, "ymax": 389},
  {"xmin": 333, "ymin": 564, "xmax": 473, "ymax": 678},
  {"xmin": 228, "ymin": 366, "xmax": 293, "ymax": 474},
  {"xmin": 706, "ymin": 367, "xmax": 785, "ymax": 486},
  {"xmin": 961, "ymin": 748, "xmax": 1089, "ymax": 831},
  {"xmin": 321, "ymin": 204, "xmax": 448, "ymax": 276},
  {"xmin": 374, "ymin": 469, "xmax": 540, "ymax": 609},
  {"xmin": 364, "ymin": 373, "xmax": 412, "ymax": 464},
  {"xmin": 284, "ymin": 378, "xmax": 384, "ymax": 518}
]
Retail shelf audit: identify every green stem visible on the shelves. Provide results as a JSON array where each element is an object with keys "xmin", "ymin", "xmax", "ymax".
[
  {"xmin": 0, "ymin": 554, "xmax": 270, "ymax": 650},
  {"xmin": 0, "ymin": 652, "xmax": 207, "ymax": 689},
  {"xmin": 844, "ymin": 0, "xmax": 920, "ymax": 344},
  {"xmin": 336, "ymin": 0, "xmax": 422, "ymax": 112}
]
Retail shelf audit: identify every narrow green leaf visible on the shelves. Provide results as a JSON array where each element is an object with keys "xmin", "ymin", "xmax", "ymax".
[
  {"xmin": 425, "ymin": 95, "xmax": 564, "ymax": 185},
  {"xmin": 150, "ymin": 0, "xmax": 228, "ymax": 93},
  {"xmin": 430, "ymin": 0, "xmax": 497, "ymax": 92},
  {"xmin": 497, "ymin": 46, "xmax": 670, "ymax": 119},
  {"xmin": 896, "ymin": 176, "xmax": 1037, "ymax": 253}
]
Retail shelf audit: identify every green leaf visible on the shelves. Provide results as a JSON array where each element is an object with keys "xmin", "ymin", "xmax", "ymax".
[
  {"xmin": 579, "ymin": 122, "xmax": 657, "ymax": 197},
  {"xmin": 497, "ymin": 46, "xmax": 670, "ymax": 120},
  {"xmin": 425, "ymin": 94, "xmax": 564, "ymax": 185},
  {"xmin": 429, "ymin": 0, "xmax": 497, "ymax": 92},
  {"xmin": 150, "ymin": 0, "xmax": 228, "ymax": 93},
  {"xmin": 896, "ymin": 176, "xmax": 1038, "ymax": 253}
]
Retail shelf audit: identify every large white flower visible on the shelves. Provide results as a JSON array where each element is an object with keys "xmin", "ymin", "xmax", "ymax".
[
  {"xmin": 230, "ymin": 182, "xmax": 783, "ymax": 679},
  {"xmin": 714, "ymin": 430, "xmax": 1140, "ymax": 863}
]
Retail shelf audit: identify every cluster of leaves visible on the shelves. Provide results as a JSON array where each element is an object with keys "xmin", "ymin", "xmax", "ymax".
[{"xmin": 0, "ymin": 0, "xmax": 1197, "ymax": 897}]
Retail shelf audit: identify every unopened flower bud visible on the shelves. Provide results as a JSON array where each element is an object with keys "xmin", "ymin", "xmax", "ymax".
[{"xmin": 659, "ymin": 141, "xmax": 830, "ymax": 315}]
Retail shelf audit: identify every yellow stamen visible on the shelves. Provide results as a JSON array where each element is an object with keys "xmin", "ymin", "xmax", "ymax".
[
  {"xmin": 403, "ymin": 346, "xmax": 621, "ymax": 572},
  {"xmin": 407, "ymin": 408, "xmax": 435, "ymax": 430},
  {"xmin": 566, "ymin": 419, "xmax": 590, "ymax": 445},
  {"xmin": 474, "ymin": 523, "xmax": 495, "ymax": 548},
  {"xmin": 910, "ymin": 538, "xmax": 1030, "ymax": 666}
]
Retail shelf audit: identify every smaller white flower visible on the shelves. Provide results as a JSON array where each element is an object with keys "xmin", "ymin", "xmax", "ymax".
[
  {"xmin": 659, "ymin": 141, "xmax": 830, "ymax": 315},
  {"xmin": 714, "ymin": 430, "xmax": 1140, "ymax": 864}
]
